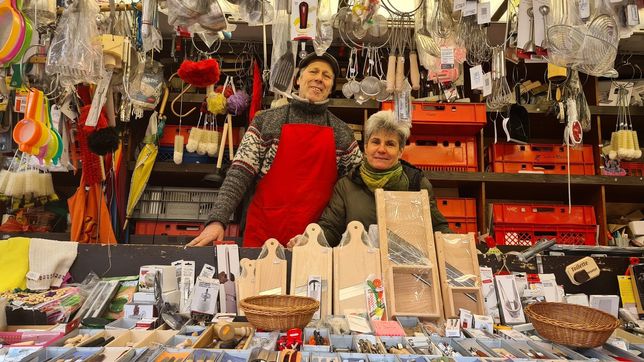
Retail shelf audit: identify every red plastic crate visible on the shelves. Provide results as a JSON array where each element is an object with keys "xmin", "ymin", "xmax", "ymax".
[
  {"xmin": 134, "ymin": 221, "xmax": 240, "ymax": 237},
  {"xmin": 381, "ymin": 101, "xmax": 487, "ymax": 135},
  {"xmin": 492, "ymin": 203, "xmax": 596, "ymax": 226},
  {"xmin": 159, "ymin": 125, "xmax": 242, "ymax": 147},
  {"xmin": 494, "ymin": 224, "xmax": 597, "ymax": 246},
  {"xmin": 436, "ymin": 198, "xmax": 478, "ymax": 234},
  {"xmin": 447, "ymin": 218, "xmax": 478, "ymax": 233},
  {"xmin": 490, "ymin": 143, "xmax": 594, "ymax": 165},
  {"xmin": 402, "ymin": 136, "xmax": 478, "ymax": 172},
  {"xmin": 621, "ymin": 162, "xmax": 644, "ymax": 176},
  {"xmin": 436, "ymin": 197, "xmax": 477, "ymax": 218},
  {"xmin": 491, "ymin": 161, "xmax": 595, "ymax": 175}
]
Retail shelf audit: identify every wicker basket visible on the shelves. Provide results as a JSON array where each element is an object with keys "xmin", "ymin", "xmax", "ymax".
[
  {"xmin": 240, "ymin": 295, "xmax": 319, "ymax": 331},
  {"xmin": 525, "ymin": 302, "xmax": 620, "ymax": 348}
]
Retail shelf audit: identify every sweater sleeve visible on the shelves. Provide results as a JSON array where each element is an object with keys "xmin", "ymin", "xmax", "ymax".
[
  {"xmin": 206, "ymin": 119, "xmax": 268, "ymax": 226},
  {"xmin": 420, "ymin": 177, "xmax": 453, "ymax": 233},
  {"xmin": 318, "ymin": 180, "xmax": 348, "ymax": 247},
  {"xmin": 337, "ymin": 140, "xmax": 363, "ymax": 177}
]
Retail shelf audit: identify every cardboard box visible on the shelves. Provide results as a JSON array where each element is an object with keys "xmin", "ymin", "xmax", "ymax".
[{"xmin": 106, "ymin": 330, "xmax": 155, "ymax": 347}]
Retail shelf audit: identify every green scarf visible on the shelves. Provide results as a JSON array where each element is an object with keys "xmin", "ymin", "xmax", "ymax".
[{"xmin": 359, "ymin": 159, "xmax": 409, "ymax": 192}]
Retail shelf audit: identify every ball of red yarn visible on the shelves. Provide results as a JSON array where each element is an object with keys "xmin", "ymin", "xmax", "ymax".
[
  {"xmin": 178, "ymin": 58, "xmax": 221, "ymax": 88},
  {"xmin": 215, "ymin": 85, "xmax": 234, "ymax": 98}
]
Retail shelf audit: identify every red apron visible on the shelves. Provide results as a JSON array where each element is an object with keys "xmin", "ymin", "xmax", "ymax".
[{"xmin": 243, "ymin": 108, "xmax": 337, "ymax": 247}]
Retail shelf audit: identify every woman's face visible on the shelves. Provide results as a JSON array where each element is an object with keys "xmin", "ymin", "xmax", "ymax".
[{"xmin": 365, "ymin": 130, "xmax": 403, "ymax": 170}]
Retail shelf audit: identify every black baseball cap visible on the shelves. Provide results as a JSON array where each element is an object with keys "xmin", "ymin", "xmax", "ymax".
[{"xmin": 298, "ymin": 52, "xmax": 340, "ymax": 78}]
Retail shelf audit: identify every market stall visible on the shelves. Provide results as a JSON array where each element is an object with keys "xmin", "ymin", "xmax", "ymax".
[{"xmin": 1, "ymin": 0, "xmax": 644, "ymax": 360}]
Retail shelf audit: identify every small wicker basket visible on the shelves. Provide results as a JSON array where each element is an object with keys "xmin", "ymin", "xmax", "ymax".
[
  {"xmin": 525, "ymin": 302, "xmax": 620, "ymax": 348},
  {"xmin": 240, "ymin": 295, "xmax": 319, "ymax": 331}
]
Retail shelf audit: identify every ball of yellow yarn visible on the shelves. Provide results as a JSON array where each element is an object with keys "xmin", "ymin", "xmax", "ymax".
[{"xmin": 207, "ymin": 92, "xmax": 227, "ymax": 115}]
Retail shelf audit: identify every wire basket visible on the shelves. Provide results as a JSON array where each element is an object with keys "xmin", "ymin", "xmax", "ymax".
[
  {"xmin": 240, "ymin": 295, "xmax": 320, "ymax": 331},
  {"xmin": 131, "ymin": 187, "xmax": 224, "ymax": 221},
  {"xmin": 525, "ymin": 302, "xmax": 620, "ymax": 348}
]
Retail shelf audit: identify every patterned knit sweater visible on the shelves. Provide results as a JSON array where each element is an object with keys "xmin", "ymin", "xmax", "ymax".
[{"xmin": 206, "ymin": 95, "xmax": 363, "ymax": 226}]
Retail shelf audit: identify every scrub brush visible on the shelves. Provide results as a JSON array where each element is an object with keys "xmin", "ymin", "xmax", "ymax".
[{"xmin": 173, "ymin": 134, "xmax": 184, "ymax": 165}]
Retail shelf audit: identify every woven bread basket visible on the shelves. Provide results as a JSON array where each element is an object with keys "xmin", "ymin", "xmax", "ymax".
[
  {"xmin": 240, "ymin": 295, "xmax": 319, "ymax": 331},
  {"xmin": 525, "ymin": 302, "xmax": 620, "ymax": 348}
]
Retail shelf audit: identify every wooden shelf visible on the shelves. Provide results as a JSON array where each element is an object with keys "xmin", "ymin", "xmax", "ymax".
[
  {"xmin": 425, "ymin": 171, "xmax": 644, "ymax": 186},
  {"xmin": 128, "ymin": 163, "xmax": 644, "ymax": 187}
]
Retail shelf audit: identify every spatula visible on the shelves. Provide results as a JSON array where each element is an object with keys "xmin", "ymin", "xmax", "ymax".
[{"xmin": 271, "ymin": 40, "xmax": 295, "ymax": 93}]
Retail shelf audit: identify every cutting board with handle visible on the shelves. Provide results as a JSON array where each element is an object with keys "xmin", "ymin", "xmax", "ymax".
[
  {"xmin": 254, "ymin": 238, "xmax": 287, "ymax": 296},
  {"xmin": 290, "ymin": 223, "xmax": 332, "ymax": 317},
  {"xmin": 235, "ymin": 258, "xmax": 256, "ymax": 315},
  {"xmin": 333, "ymin": 220, "xmax": 381, "ymax": 315}
]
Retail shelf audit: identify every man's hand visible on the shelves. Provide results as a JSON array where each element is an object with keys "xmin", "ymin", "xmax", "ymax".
[
  {"xmin": 286, "ymin": 234, "xmax": 307, "ymax": 250},
  {"xmin": 187, "ymin": 222, "xmax": 225, "ymax": 246}
]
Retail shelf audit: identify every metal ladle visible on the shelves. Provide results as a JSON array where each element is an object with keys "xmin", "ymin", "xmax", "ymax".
[
  {"xmin": 539, "ymin": 5, "xmax": 550, "ymax": 49},
  {"xmin": 523, "ymin": 7, "xmax": 535, "ymax": 52}
]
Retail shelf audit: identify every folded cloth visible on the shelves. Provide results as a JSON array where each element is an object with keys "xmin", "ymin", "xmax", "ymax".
[
  {"xmin": 27, "ymin": 238, "xmax": 78, "ymax": 290},
  {"xmin": 0, "ymin": 237, "xmax": 30, "ymax": 292}
]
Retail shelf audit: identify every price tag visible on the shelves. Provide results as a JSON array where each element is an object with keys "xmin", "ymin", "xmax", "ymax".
[
  {"xmin": 14, "ymin": 93, "xmax": 27, "ymax": 113},
  {"xmin": 440, "ymin": 47, "xmax": 455, "ymax": 69},
  {"xmin": 483, "ymin": 72, "xmax": 492, "ymax": 97},
  {"xmin": 477, "ymin": 2, "xmax": 491, "ymax": 24},
  {"xmin": 470, "ymin": 64, "xmax": 484, "ymax": 89},
  {"xmin": 579, "ymin": 0, "xmax": 590, "ymax": 18},
  {"xmin": 453, "ymin": 0, "xmax": 466, "ymax": 11},
  {"xmin": 626, "ymin": 4, "xmax": 640, "ymax": 26},
  {"xmin": 51, "ymin": 105, "xmax": 62, "ymax": 129},
  {"xmin": 463, "ymin": 1, "xmax": 477, "ymax": 17}
]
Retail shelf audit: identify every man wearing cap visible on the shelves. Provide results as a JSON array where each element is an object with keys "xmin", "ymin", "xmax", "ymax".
[{"xmin": 188, "ymin": 52, "xmax": 362, "ymax": 247}]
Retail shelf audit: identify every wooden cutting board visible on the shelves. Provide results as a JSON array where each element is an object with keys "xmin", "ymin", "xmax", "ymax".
[
  {"xmin": 375, "ymin": 189, "xmax": 442, "ymax": 320},
  {"xmin": 290, "ymin": 223, "xmax": 332, "ymax": 317},
  {"xmin": 435, "ymin": 232, "xmax": 485, "ymax": 318},
  {"xmin": 254, "ymin": 238, "xmax": 287, "ymax": 295},
  {"xmin": 235, "ymin": 258, "xmax": 256, "ymax": 315},
  {"xmin": 333, "ymin": 221, "xmax": 382, "ymax": 315}
]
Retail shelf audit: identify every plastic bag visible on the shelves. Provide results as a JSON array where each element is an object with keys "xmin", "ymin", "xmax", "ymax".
[
  {"xmin": 129, "ymin": 60, "xmax": 164, "ymax": 110},
  {"xmin": 46, "ymin": 0, "xmax": 103, "ymax": 86}
]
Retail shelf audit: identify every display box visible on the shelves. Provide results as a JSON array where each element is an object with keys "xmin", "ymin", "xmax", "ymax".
[
  {"xmin": 216, "ymin": 350, "xmax": 252, "ymax": 362},
  {"xmin": 336, "ymin": 352, "xmax": 368, "ymax": 362},
  {"xmin": 193, "ymin": 322, "xmax": 253, "ymax": 349},
  {"xmin": 105, "ymin": 330, "xmax": 154, "ymax": 347},
  {"xmin": 476, "ymin": 339, "xmax": 529, "ymax": 359},
  {"xmin": 303, "ymin": 327, "xmax": 331, "ymax": 352},
  {"xmin": 329, "ymin": 334, "xmax": 353, "ymax": 352},
  {"xmin": 164, "ymin": 334, "xmax": 199, "ymax": 349},
  {"xmin": 352, "ymin": 334, "xmax": 384, "ymax": 354},
  {"xmin": 429, "ymin": 337, "xmax": 473, "ymax": 357},
  {"xmin": 0, "ymin": 331, "xmax": 64, "ymax": 348},
  {"xmin": 55, "ymin": 329, "xmax": 126, "ymax": 347}
]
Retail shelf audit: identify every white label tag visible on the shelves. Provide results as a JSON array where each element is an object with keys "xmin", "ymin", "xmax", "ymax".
[
  {"xmin": 85, "ymin": 69, "xmax": 113, "ymax": 128},
  {"xmin": 483, "ymin": 72, "xmax": 492, "ymax": 97},
  {"xmin": 627, "ymin": 4, "xmax": 640, "ymax": 26},
  {"xmin": 26, "ymin": 271, "xmax": 41, "ymax": 280},
  {"xmin": 463, "ymin": 1, "xmax": 478, "ymax": 16},
  {"xmin": 579, "ymin": 0, "xmax": 590, "ymax": 18},
  {"xmin": 453, "ymin": 0, "xmax": 466, "ymax": 11},
  {"xmin": 14, "ymin": 94, "xmax": 27, "ymax": 113},
  {"xmin": 440, "ymin": 47, "xmax": 455, "ymax": 69},
  {"xmin": 477, "ymin": 2, "xmax": 491, "ymax": 24},
  {"xmin": 470, "ymin": 64, "xmax": 484, "ymax": 89},
  {"xmin": 51, "ymin": 105, "xmax": 62, "ymax": 129}
]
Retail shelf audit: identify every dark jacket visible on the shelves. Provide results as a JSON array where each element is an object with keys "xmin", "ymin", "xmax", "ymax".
[{"xmin": 318, "ymin": 160, "xmax": 452, "ymax": 247}]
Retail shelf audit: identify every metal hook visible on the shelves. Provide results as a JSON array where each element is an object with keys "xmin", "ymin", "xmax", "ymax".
[{"xmin": 168, "ymin": 72, "xmax": 196, "ymax": 118}]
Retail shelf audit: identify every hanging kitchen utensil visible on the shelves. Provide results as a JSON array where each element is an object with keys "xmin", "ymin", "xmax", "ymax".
[
  {"xmin": 0, "ymin": 0, "xmax": 27, "ymax": 65},
  {"xmin": 504, "ymin": 83, "xmax": 530, "ymax": 144},
  {"xmin": 361, "ymin": 47, "xmax": 381, "ymax": 97},
  {"xmin": 270, "ymin": 40, "xmax": 296, "ymax": 94}
]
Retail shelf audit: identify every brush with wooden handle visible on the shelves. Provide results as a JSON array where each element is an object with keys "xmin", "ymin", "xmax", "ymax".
[
  {"xmin": 409, "ymin": 51, "xmax": 420, "ymax": 90},
  {"xmin": 395, "ymin": 56, "xmax": 405, "ymax": 92},
  {"xmin": 386, "ymin": 54, "xmax": 396, "ymax": 93}
]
